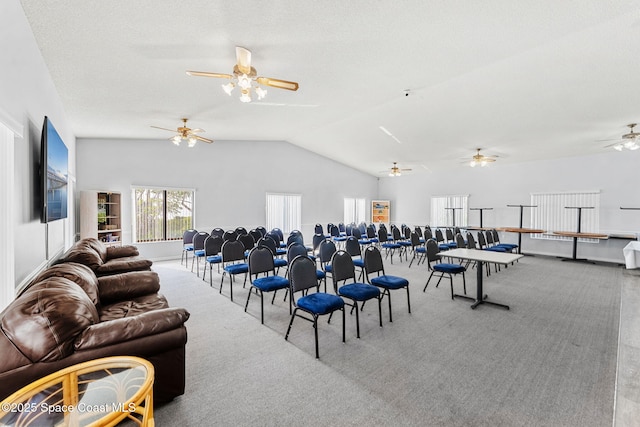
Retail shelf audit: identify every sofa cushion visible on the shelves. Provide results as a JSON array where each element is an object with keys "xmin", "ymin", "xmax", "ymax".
[
  {"xmin": 1, "ymin": 277, "xmax": 98, "ymax": 362},
  {"xmin": 99, "ymin": 293, "xmax": 169, "ymax": 322},
  {"xmin": 28, "ymin": 262, "xmax": 100, "ymax": 306},
  {"xmin": 84, "ymin": 237, "xmax": 108, "ymax": 263},
  {"xmin": 106, "ymin": 245, "xmax": 139, "ymax": 259},
  {"xmin": 95, "ymin": 256, "xmax": 153, "ymax": 276},
  {"xmin": 61, "ymin": 240, "xmax": 103, "ymax": 270},
  {"xmin": 74, "ymin": 307, "xmax": 190, "ymax": 351},
  {"xmin": 97, "ymin": 270, "xmax": 161, "ymax": 304}
]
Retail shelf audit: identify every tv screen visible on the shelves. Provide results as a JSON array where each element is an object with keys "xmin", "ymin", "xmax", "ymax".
[{"xmin": 41, "ymin": 116, "xmax": 69, "ymax": 223}]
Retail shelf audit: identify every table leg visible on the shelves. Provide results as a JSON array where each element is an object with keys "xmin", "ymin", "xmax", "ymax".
[{"xmin": 460, "ymin": 261, "xmax": 510, "ymax": 310}]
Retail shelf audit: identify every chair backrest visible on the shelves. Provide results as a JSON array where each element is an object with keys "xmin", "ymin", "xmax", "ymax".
[
  {"xmin": 378, "ymin": 227, "xmax": 389, "ymax": 242},
  {"xmin": 352, "ymin": 227, "xmax": 363, "ymax": 239},
  {"xmin": 210, "ymin": 228, "xmax": 224, "ymax": 238},
  {"xmin": 312, "ymin": 233, "xmax": 326, "ymax": 252},
  {"xmin": 466, "ymin": 232, "xmax": 477, "ymax": 249},
  {"xmin": 392, "ymin": 226, "xmax": 402, "ymax": 241},
  {"xmin": 366, "ymin": 225, "xmax": 376, "ymax": 239},
  {"xmin": 344, "ymin": 236, "xmax": 361, "ymax": 257},
  {"xmin": 329, "ymin": 224, "xmax": 340, "ymax": 238},
  {"xmin": 491, "ymin": 229, "xmax": 501, "ymax": 244},
  {"xmin": 379, "ymin": 223, "xmax": 387, "ymax": 231},
  {"xmin": 289, "ymin": 255, "xmax": 319, "ymax": 296},
  {"xmin": 286, "ymin": 233, "xmax": 304, "ymax": 247},
  {"xmin": 192, "ymin": 232, "xmax": 209, "ymax": 250},
  {"xmin": 237, "ymin": 233, "xmax": 256, "ymax": 251},
  {"xmin": 330, "ymin": 250, "xmax": 356, "ymax": 287},
  {"xmin": 221, "ymin": 240, "xmax": 246, "ymax": 263},
  {"xmin": 426, "ymin": 239, "xmax": 440, "ymax": 263},
  {"xmin": 455, "ymin": 233, "xmax": 466, "ymax": 248},
  {"xmin": 476, "ymin": 231, "xmax": 487, "ymax": 248},
  {"xmin": 183, "ymin": 229, "xmax": 198, "ymax": 245},
  {"xmin": 248, "ymin": 246, "xmax": 275, "ymax": 276},
  {"xmin": 271, "ymin": 228, "xmax": 284, "ymax": 242},
  {"xmin": 404, "ymin": 226, "xmax": 411, "ymax": 240},
  {"xmin": 235, "ymin": 226, "xmax": 248, "ymax": 235},
  {"xmin": 223, "ymin": 230, "xmax": 238, "ymax": 242},
  {"xmin": 485, "ymin": 230, "xmax": 495, "ymax": 246},
  {"xmin": 204, "ymin": 235, "xmax": 223, "ymax": 256},
  {"xmin": 255, "ymin": 226, "xmax": 267, "ymax": 237},
  {"xmin": 314, "ymin": 223, "xmax": 324, "ymax": 235},
  {"xmin": 358, "ymin": 223, "xmax": 367, "ymax": 235},
  {"xmin": 287, "ymin": 242, "xmax": 309, "ymax": 264},
  {"xmin": 414, "ymin": 227, "xmax": 423, "ymax": 238},
  {"xmin": 345, "ymin": 223, "xmax": 354, "ymax": 236},
  {"xmin": 445, "ymin": 228, "xmax": 455, "ymax": 242},
  {"xmin": 410, "ymin": 232, "xmax": 421, "ymax": 247},
  {"xmin": 363, "ymin": 245, "xmax": 384, "ymax": 276},
  {"xmin": 257, "ymin": 236, "xmax": 278, "ymax": 256},
  {"xmin": 318, "ymin": 240, "xmax": 337, "ymax": 264},
  {"xmin": 249, "ymin": 229, "xmax": 262, "ymax": 243},
  {"xmin": 435, "ymin": 229, "xmax": 445, "ymax": 243},
  {"xmin": 454, "ymin": 227, "xmax": 461, "ymax": 235},
  {"xmin": 424, "ymin": 227, "xmax": 433, "ymax": 240},
  {"xmin": 266, "ymin": 232, "xmax": 281, "ymax": 246},
  {"xmin": 338, "ymin": 223, "xmax": 346, "ymax": 233}
]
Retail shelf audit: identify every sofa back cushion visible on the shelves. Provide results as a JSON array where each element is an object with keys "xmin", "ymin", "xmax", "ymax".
[
  {"xmin": 28, "ymin": 262, "xmax": 100, "ymax": 306},
  {"xmin": 61, "ymin": 239, "xmax": 103, "ymax": 270},
  {"xmin": 1, "ymin": 277, "xmax": 98, "ymax": 362}
]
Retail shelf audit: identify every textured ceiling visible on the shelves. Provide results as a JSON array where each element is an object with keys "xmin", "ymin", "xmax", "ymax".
[{"xmin": 19, "ymin": 0, "xmax": 640, "ymax": 175}]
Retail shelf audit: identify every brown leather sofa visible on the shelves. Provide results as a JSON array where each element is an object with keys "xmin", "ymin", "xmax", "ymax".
[{"xmin": 0, "ymin": 245, "xmax": 190, "ymax": 404}]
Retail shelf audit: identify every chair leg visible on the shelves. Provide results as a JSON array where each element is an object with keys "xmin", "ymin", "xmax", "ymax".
[
  {"xmin": 353, "ymin": 301, "xmax": 361, "ymax": 338},
  {"xmin": 406, "ymin": 286, "xmax": 411, "ymax": 314},
  {"xmin": 341, "ymin": 307, "xmax": 345, "ymax": 343},
  {"xmin": 386, "ymin": 290, "xmax": 392, "ymax": 322},
  {"xmin": 424, "ymin": 271, "xmax": 435, "ymax": 292},
  {"xmin": 378, "ymin": 296, "xmax": 383, "ymax": 327},
  {"xmin": 313, "ymin": 314, "xmax": 319, "ymax": 359},
  {"xmin": 285, "ymin": 309, "xmax": 297, "ymax": 340}
]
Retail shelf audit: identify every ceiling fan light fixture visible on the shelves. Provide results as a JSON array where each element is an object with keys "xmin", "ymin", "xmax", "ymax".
[
  {"xmin": 222, "ymin": 82, "xmax": 235, "ymax": 95},
  {"xmin": 240, "ymin": 89, "xmax": 252, "ymax": 103},
  {"xmin": 187, "ymin": 136, "xmax": 197, "ymax": 148},
  {"xmin": 171, "ymin": 135, "xmax": 182, "ymax": 146},
  {"xmin": 255, "ymin": 86, "xmax": 267, "ymax": 100},
  {"xmin": 238, "ymin": 74, "xmax": 252, "ymax": 90}
]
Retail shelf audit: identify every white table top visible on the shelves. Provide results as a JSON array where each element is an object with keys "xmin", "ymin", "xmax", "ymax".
[{"xmin": 438, "ymin": 248, "xmax": 524, "ymax": 265}]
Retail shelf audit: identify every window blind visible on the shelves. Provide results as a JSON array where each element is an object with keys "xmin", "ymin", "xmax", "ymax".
[
  {"xmin": 530, "ymin": 190, "xmax": 600, "ymax": 242},
  {"xmin": 266, "ymin": 193, "xmax": 301, "ymax": 234}
]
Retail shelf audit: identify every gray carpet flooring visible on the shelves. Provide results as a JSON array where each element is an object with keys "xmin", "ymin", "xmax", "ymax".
[{"xmin": 150, "ymin": 253, "xmax": 622, "ymax": 427}]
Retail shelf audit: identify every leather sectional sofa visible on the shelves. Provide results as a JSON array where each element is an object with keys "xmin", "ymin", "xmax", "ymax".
[{"xmin": 0, "ymin": 238, "xmax": 190, "ymax": 403}]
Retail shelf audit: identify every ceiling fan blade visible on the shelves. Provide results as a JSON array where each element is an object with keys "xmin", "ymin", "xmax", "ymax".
[
  {"xmin": 236, "ymin": 46, "xmax": 252, "ymax": 75},
  {"xmin": 186, "ymin": 70, "xmax": 233, "ymax": 79},
  {"xmin": 190, "ymin": 128, "xmax": 204, "ymax": 133},
  {"xmin": 401, "ymin": 168, "xmax": 413, "ymax": 171},
  {"xmin": 257, "ymin": 77, "xmax": 299, "ymax": 91},
  {"xmin": 151, "ymin": 125, "xmax": 178, "ymax": 132},
  {"xmin": 195, "ymin": 135, "xmax": 213, "ymax": 143}
]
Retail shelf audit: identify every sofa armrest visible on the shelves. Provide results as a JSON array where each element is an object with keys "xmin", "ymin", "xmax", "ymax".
[
  {"xmin": 106, "ymin": 245, "xmax": 139, "ymax": 259},
  {"xmin": 97, "ymin": 271, "xmax": 160, "ymax": 304},
  {"xmin": 74, "ymin": 307, "xmax": 190, "ymax": 351}
]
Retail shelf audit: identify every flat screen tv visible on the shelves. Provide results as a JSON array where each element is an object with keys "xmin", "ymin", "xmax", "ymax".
[{"xmin": 41, "ymin": 116, "xmax": 69, "ymax": 223}]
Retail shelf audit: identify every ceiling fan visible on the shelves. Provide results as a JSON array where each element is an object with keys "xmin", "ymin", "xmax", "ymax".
[
  {"xmin": 186, "ymin": 46, "xmax": 299, "ymax": 103},
  {"xmin": 387, "ymin": 162, "xmax": 412, "ymax": 177},
  {"xmin": 151, "ymin": 118, "xmax": 213, "ymax": 147},
  {"xmin": 604, "ymin": 123, "xmax": 640, "ymax": 151},
  {"xmin": 468, "ymin": 148, "xmax": 498, "ymax": 167}
]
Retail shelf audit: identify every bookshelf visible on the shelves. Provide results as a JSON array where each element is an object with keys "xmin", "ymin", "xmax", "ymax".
[{"xmin": 80, "ymin": 191, "xmax": 122, "ymax": 246}]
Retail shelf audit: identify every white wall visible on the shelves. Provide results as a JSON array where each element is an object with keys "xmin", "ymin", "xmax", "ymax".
[
  {"xmin": 76, "ymin": 138, "xmax": 378, "ymax": 260},
  {"xmin": 379, "ymin": 151, "xmax": 640, "ymax": 263},
  {"xmin": 1, "ymin": 0, "xmax": 76, "ymax": 287}
]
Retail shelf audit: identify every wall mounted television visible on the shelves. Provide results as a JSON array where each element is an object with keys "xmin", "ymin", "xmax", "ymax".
[{"xmin": 41, "ymin": 116, "xmax": 69, "ymax": 223}]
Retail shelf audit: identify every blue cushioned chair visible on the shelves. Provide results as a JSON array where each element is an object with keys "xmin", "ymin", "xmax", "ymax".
[
  {"xmin": 220, "ymin": 240, "xmax": 249, "ymax": 301},
  {"xmin": 331, "ymin": 250, "xmax": 382, "ymax": 338},
  {"xmin": 344, "ymin": 236, "xmax": 366, "ymax": 280},
  {"xmin": 434, "ymin": 229, "xmax": 453, "ymax": 251},
  {"xmin": 423, "ymin": 239, "xmax": 466, "ymax": 299},
  {"xmin": 245, "ymin": 247, "xmax": 290, "ymax": 324},
  {"xmin": 190, "ymin": 231, "xmax": 210, "ymax": 277},
  {"xmin": 203, "ymin": 235, "xmax": 224, "ymax": 286},
  {"xmin": 330, "ymin": 224, "xmax": 347, "ymax": 246},
  {"xmin": 379, "ymin": 227, "xmax": 402, "ymax": 264},
  {"xmin": 491, "ymin": 229, "xmax": 518, "ymax": 252},
  {"xmin": 181, "ymin": 229, "xmax": 198, "ymax": 267},
  {"xmin": 318, "ymin": 239, "xmax": 337, "ymax": 279},
  {"xmin": 210, "ymin": 227, "xmax": 225, "ymax": 239},
  {"xmin": 285, "ymin": 255, "xmax": 345, "ymax": 359},
  {"xmin": 364, "ymin": 246, "xmax": 410, "ymax": 323},
  {"xmin": 258, "ymin": 236, "xmax": 288, "ymax": 272},
  {"xmin": 408, "ymin": 232, "xmax": 427, "ymax": 268},
  {"xmin": 287, "ymin": 242, "xmax": 324, "ymax": 289}
]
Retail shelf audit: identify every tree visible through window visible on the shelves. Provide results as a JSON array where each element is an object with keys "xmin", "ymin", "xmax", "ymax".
[{"xmin": 133, "ymin": 188, "xmax": 194, "ymax": 242}]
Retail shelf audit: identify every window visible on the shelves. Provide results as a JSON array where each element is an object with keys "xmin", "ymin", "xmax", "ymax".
[
  {"xmin": 430, "ymin": 195, "xmax": 468, "ymax": 227},
  {"xmin": 530, "ymin": 190, "xmax": 600, "ymax": 242},
  {"xmin": 266, "ymin": 193, "xmax": 301, "ymax": 234},
  {"xmin": 133, "ymin": 187, "xmax": 194, "ymax": 242},
  {"xmin": 344, "ymin": 198, "xmax": 366, "ymax": 224}
]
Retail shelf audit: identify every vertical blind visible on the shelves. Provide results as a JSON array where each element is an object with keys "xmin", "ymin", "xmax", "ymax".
[
  {"xmin": 430, "ymin": 195, "xmax": 468, "ymax": 227},
  {"xmin": 344, "ymin": 198, "xmax": 366, "ymax": 224},
  {"xmin": 530, "ymin": 190, "xmax": 600, "ymax": 242},
  {"xmin": 266, "ymin": 193, "xmax": 301, "ymax": 234}
]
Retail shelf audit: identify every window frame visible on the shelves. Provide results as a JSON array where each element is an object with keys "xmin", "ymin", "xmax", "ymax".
[{"xmin": 131, "ymin": 186, "xmax": 195, "ymax": 243}]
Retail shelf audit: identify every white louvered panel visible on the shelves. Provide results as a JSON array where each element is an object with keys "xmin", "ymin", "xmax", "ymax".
[{"xmin": 530, "ymin": 191, "xmax": 600, "ymax": 243}]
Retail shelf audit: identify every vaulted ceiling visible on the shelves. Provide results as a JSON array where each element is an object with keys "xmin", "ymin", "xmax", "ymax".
[{"xmin": 20, "ymin": 0, "xmax": 640, "ymax": 175}]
